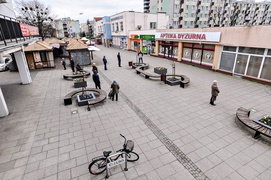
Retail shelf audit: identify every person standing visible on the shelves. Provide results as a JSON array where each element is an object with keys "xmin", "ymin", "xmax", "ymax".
[
  {"xmin": 210, "ymin": 80, "xmax": 220, "ymax": 106},
  {"xmin": 92, "ymin": 63, "xmax": 98, "ymax": 73},
  {"xmin": 61, "ymin": 58, "xmax": 66, "ymax": 70},
  {"xmin": 117, "ymin": 52, "xmax": 121, "ymax": 67},
  {"xmin": 138, "ymin": 51, "xmax": 143, "ymax": 63},
  {"xmin": 111, "ymin": 80, "xmax": 120, "ymax": 101},
  {"xmin": 103, "ymin": 56, "xmax": 107, "ymax": 70},
  {"xmin": 92, "ymin": 70, "xmax": 101, "ymax": 89},
  {"xmin": 70, "ymin": 59, "xmax": 75, "ymax": 73}
]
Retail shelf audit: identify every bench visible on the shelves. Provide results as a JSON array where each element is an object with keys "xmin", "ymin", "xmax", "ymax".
[
  {"xmin": 135, "ymin": 66, "xmax": 160, "ymax": 79},
  {"xmin": 64, "ymin": 88, "xmax": 107, "ymax": 106},
  {"xmin": 236, "ymin": 107, "xmax": 271, "ymax": 139},
  {"xmin": 165, "ymin": 74, "xmax": 190, "ymax": 88},
  {"xmin": 63, "ymin": 70, "xmax": 91, "ymax": 80}
]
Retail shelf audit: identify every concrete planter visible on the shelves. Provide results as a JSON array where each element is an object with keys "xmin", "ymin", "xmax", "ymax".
[
  {"xmin": 154, "ymin": 68, "xmax": 167, "ymax": 75},
  {"xmin": 166, "ymin": 77, "xmax": 181, "ymax": 86}
]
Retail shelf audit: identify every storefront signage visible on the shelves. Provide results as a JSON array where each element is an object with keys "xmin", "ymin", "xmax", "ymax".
[
  {"xmin": 155, "ymin": 32, "xmax": 221, "ymax": 42},
  {"xmin": 140, "ymin": 35, "xmax": 155, "ymax": 40}
]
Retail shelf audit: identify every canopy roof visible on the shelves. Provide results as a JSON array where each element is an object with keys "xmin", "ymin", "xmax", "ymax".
[
  {"xmin": 24, "ymin": 41, "xmax": 53, "ymax": 52},
  {"xmin": 66, "ymin": 38, "xmax": 88, "ymax": 50}
]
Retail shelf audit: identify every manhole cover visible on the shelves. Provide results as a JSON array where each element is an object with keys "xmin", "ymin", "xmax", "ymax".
[{"xmin": 71, "ymin": 110, "xmax": 78, "ymax": 114}]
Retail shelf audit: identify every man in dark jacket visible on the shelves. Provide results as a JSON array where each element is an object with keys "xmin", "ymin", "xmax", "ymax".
[
  {"xmin": 92, "ymin": 70, "xmax": 101, "ymax": 89},
  {"xmin": 70, "ymin": 59, "xmax": 75, "ymax": 73},
  {"xmin": 92, "ymin": 63, "xmax": 98, "ymax": 73},
  {"xmin": 111, "ymin": 80, "xmax": 120, "ymax": 101},
  {"xmin": 117, "ymin": 52, "xmax": 121, "ymax": 67},
  {"xmin": 103, "ymin": 56, "xmax": 107, "ymax": 70},
  {"xmin": 210, "ymin": 80, "xmax": 220, "ymax": 106}
]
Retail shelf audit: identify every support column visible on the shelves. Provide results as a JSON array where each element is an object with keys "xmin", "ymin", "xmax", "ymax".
[
  {"xmin": 178, "ymin": 42, "xmax": 183, "ymax": 62},
  {"xmin": 0, "ymin": 88, "xmax": 9, "ymax": 117},
  {"xmin": 14, "ymin": 50, "xmax": 32, "ymax": 84},
  {"xmin": 213, "ymin": 45, "xmax": 222, "ymax": 70}
]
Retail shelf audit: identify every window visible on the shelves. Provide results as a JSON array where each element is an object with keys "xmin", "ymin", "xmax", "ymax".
[
  {"xmin": 246, "ymin": 56, "xmax": 263, "ymax": 78},
  {"xmin": 40, "ymin": 52, "xmax": 47, "ymax": 62},
  {"xmin": 150, "ymin": 22, "xmax": 156, "ymax": 29},
  {"xmin": 223, "ymin": 46, "xmax": 237, "ymax": 52},
  {"xmin": 238, "ymin": 47, "xmax": 264, "ymax": 55},
  {"xmin": 267, "ymin": 49, "xmax": 271, "ymax": 55},
  {"xmin": 120, "ymin": 22, "xmax": 123, "ymax": 31},
  {"xmin": 112, "ymin": 24, "xmax": 115, "ymax": 32},
  {"xmin": 115, "ymin": 23, "xmax": 119, "ymax": 32},
  {"xmin": 260, "ymin": 57, "xmax": 271, "ymax": 80}
]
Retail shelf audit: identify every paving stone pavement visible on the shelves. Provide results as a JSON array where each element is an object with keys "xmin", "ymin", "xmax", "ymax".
[{"xmin": 0, "ymin": 45, "xmax": 271, "ymax": 180}]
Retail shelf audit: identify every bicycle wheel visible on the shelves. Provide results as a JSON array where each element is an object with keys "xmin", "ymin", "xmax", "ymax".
[
  {"xmin": 126, "ymin": 151, "xmax": 139, "ymax": 162},
  {"xmin": 88, "ymin": 158, "xmax": 107, "ymax": 175}
]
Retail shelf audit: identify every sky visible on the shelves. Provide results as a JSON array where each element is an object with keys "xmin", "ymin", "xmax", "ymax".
[{"xmin": 13, "ymin": 0, "xmax": 143, "ymax": 24}]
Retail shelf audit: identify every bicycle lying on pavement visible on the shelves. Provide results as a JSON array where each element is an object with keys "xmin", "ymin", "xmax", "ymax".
[{"xmin": 88, "ymin": 134, "xmax": 139, "ymax": 175}]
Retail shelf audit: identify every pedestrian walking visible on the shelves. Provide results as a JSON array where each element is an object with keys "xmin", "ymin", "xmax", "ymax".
[
  {"xmin": 138, "ymin": 51, "xmax": 143, "ymax": 63},
  {"xmin": 117, "ymin": 52, "xmax": 121, "ymax": 67},
  {"xmin": 61, "ymin": 58, "xmax": 66, "ymax": 70},
  {"xmin": 103, "ymin": 56, "xmax": 108, "ymax": 70},
  {"xmin": 92, "ymin": 70, "xmax": 101, "ymax": 89},
  {"xmin": 70, "ymin": 59, "xmax": 75, "ymax": 73},
  {"xmin": 210, "ymin": 80, "xmax": 220, "ymax": 106},
  {"xmin": 111, "ymin": 80, "xmax": 120, "ymax": 101},
  {"xmin": 92, "ymin": 63, "xmax": 98, "ymax": 73}
]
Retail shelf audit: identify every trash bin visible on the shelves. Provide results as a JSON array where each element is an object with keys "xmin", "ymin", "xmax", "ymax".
[
  {"xmin": 161, "ymin": 74, "xmax": 166, "ymax": 82},
  {"xmin": 128, "ymin": 61, "xmax": 133, "ymax": 66}
]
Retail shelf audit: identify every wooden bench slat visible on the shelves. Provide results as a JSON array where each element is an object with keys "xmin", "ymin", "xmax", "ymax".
[{"xmin": 236, "ymin": 107, "xmax": 271, "ymax": 139}]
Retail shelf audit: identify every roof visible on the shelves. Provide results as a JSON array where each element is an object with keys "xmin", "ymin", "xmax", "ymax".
[
  {"xmin": 66, "ymin": 38, "xmax": 88, "ymax": 50},
  {"xmin": 24, "ymin": 41, "xmax": 53, "ymax": 52},
  {"xmin": 94, "ymin": 17, "xmax": 102, "ymax": 22},
  {"xmin": 44, "ymin": 37, "xmax": 65, "ymax": 45}
]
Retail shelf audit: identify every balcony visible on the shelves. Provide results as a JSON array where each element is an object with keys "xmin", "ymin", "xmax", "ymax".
[{"xmin": 0, "ymin": 14, "xmax": 39, "ymax": 48}]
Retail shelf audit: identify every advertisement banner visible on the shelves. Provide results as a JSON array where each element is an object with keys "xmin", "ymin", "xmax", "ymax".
[{"xmin": 20, "ymin": 23, "xmax": 39, "ymax": 36}]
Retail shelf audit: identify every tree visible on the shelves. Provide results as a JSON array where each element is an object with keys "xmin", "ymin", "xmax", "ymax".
[{"xmin": 15, "ymin": 0, "xmax": 55, "ymax": 40}]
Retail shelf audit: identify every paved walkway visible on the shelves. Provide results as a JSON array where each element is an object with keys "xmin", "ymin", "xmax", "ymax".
[{"xmin": 0, "ymin": 45, "xmax": 271, "ymax": 180}]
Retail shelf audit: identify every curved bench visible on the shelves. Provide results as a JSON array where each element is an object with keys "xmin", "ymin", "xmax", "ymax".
[
  {"xmin": 134, "ymin": 64, "xmax": 190, "ymax": 88},
  {"xmin": 166, "ymin": 74, "xmax": 190, "ymax": 88},
  {"xmin": 236, "ymin": 107, "xmax": 271, "ymax": 139},
  {"xmin": 63, "ymin": 70, "xmax": 91, "ymax": 80},
  {"xmin": 64, "ymin": 88, "xmax": 107, "ymax": 106}
]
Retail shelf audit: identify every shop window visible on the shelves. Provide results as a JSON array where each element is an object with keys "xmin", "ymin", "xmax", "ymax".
[
  {"xmin": 220, "ymin": 52, "xmax": 236, "ymax": 71},
  {"xmin": 267, "ymin": 49, "xmax": 271, "ymax": 56},
  {"xmin": 246, "ymin": 56, "xmax": 263, "ymax": 78},
  {"xmin": 260, "ymin": 57, "xmax": 271, "ymax": 80},
  {"xmin": 223, "ymin": 46, "xmax": 236, "ymax": 52},
  {"xmin": 238, "ymin": 47, "xmax": 264, "ymax": 55}
]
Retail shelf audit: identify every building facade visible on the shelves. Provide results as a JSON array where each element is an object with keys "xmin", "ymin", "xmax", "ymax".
[
  {"xmin": 127, "ymin": 25, "xmax": 271, "ymax": 83},
  {"xmin": 110, "ymin": 11, "xmax": 169, "ymax": 49},
  {"xmin": 147, "ymin": 0, "xmax": 271, "ymax": 29},
  {"xmin": 54, "ymin": 17, "xmax": 80, "ymax": 38}
]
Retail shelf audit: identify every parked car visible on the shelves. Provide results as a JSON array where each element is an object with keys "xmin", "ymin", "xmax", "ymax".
[{"xmin": 0, "ymin": 58, "xmax": 12, "ymax": 72}]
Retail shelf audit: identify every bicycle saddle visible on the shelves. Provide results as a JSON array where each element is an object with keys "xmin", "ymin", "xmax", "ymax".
[{"xmin": 103, "ymin": 151, "xmax": 112, "ymax": 157}]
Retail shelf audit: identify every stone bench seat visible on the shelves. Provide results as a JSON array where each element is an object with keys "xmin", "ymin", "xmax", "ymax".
[
  {"xmin": 63, "ymin": 70, "xmax": 91, "ymax": 80},
  {"xmin": 236, "ymin": 107, "xmax": 271, "ymax": 139}
]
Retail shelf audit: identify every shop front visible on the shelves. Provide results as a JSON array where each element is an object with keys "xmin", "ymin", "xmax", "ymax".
[
  {"xmin": 155, "ymin": 32, "xmax": 221, "ymax": 65},
  {"xmin": 130, "ymin": 34, "xmax": 140, "ymax": 52},
  {"xmin": 140, "ymin": 35, "xmax": 155, "ymax": 54}
]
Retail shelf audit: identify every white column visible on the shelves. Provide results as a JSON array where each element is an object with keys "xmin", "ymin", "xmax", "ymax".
[
  {"xmin": 0, "ymin": 88, "xmax": 9, "ymax": 117},
  {"xmin": 14, "ymin": 50, "xmax": 32, "ymax": 84}
]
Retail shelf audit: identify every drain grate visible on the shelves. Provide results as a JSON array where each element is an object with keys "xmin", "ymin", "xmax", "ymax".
[{"xmin": 99, "ymin": 72, "xmax": 210, "ymax": 180}]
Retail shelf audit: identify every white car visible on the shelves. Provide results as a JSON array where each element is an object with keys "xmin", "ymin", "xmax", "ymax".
[{"xmin": 0, "ymin": 58, "xmax": 12, "ymax": 72}]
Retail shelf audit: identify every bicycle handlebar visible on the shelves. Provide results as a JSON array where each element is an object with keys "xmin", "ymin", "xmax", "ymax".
[{"xmin": 120, "ymin": 134, "xmax": 126, "ymax": 144}]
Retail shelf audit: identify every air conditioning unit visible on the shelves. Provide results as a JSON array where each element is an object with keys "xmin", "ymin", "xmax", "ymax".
[{"xmin": 137, "ymin": 25, "xmax": 142, "ymax": 30}]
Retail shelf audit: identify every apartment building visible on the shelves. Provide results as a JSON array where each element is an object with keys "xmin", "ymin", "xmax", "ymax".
[
  {"xmin": 54, "ymin": 17, "xmax": 80, "ymax": 38},
  {"xmin": 146, "ymin": 0, "xmax": 271, "ymax": 29}
]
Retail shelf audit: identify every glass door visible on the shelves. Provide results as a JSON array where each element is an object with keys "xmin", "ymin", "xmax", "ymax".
[{"xmin": 234, "ymin": 54, "xmax": 248, "ymax": 75}]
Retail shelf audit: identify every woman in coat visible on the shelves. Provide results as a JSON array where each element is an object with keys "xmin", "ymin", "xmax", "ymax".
[
  {"xmin": 110, "ymin": 80, "xmax": 120, "ymax": 101},
  {"xmin": 210, "ymin": 80, "xmax": 220, "ymax": 106}
]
